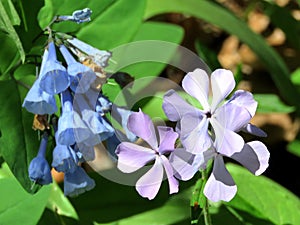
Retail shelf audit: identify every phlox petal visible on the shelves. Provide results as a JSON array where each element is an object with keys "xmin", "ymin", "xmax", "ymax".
[
  {"xmin": 204, "ymin": 155, "xmax": 237, "ymax": 202},
  {"xmin": 231, "ymin": 141, "xmax": 270, "ymax": 176},
  {"xmin": 116, "ymin": 142, "xmax": 156, "ymax": 173},
  {"xmin": 136, "ymin": 156, "xmax": 164, "ymax": 200},
  {"xmin": 228, "ymin": 90, "xmax": 257, "ymax": 117},
  {"xmin": 157, "ymin": 126, "xmax": 178, "ymax": 155},
  {"xmin": 210, "ymin": 69, "xmax": 235, "ymax": 112},
  {"xmin": 182, "ymin": 68, "xmax": 210, "ymax": 111},
  {"xmin": 161, "ymin": 155, "xmax": 179, "ymax": 194}
]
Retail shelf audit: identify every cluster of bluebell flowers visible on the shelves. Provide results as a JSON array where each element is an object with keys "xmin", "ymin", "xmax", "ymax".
[{"xmin": 24, "ymin": 31, "xmax": 135, "ymax": 196}]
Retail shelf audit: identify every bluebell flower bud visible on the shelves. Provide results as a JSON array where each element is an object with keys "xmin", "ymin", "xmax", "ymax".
[{"xmin": 28, "ymin": 134, "xmax": 52, "ymax": 185}]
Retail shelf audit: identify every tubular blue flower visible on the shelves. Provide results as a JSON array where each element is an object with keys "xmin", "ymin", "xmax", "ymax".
[
  {"xmin": 28, "ymin": 134, "xmax": 52, "ymax": 185},
  {"xmin": 52, "ymin": 141, "xmax": 78, "ymax": 174},
  {"xmin": 58, "ymin": 8, "xmax": 92, "ymax": 24},
  {"xmin": 64, "ymin": 166, "xmax": 95, "ymax": 197},
  {"xmin": 23, "ymin": 50, "xmax": 57, "ymax": 115},
  {"xmin": 67, "ymin": 38, "xmax": 112, "ymax": 67},
  {"xmin": 57, "ymin": 89, "xmax": 90, "ymax": 145},
  {"xmin": 39, "ymin": 41, "xmax": 70, "ymax": 95},
  {"xmin": 203, "ymin": 140, "xmax": 270, "ymax": 202},
  {"xmin": 163, "ymin": 68, "xmax": 258, "ymax": 156},
  {"xmin": 59, "ymin": 45, "xmax": 96, "ymax": 93},
  {"xmin": 115, "ymin": 109, "xmax": 180, "ymax": 200}
]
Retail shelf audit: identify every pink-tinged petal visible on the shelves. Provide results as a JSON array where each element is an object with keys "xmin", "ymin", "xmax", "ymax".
[
  {"xmin": 182, "ymin": 69, "xmax": 210, "ymax": 111},
  {"xmin": 211, "ymin": 119, "xmax": 244, "ymax": 156},
  {"xmin": 157, "ymin": 126, "xmax": 178, "ymax": 155},
  {"xmin": 204, "ymin": 155, "xmax": 237, "ymax": 202},
  {"xmin": 169, "ymin": 148, "xmax": 202, "ymax": 181},
  {"xmin": 231, "ymin": 141, "xmax": 270, "ymax": 176},
  {"xmin": 228, "ymin": 90, "xmax": 257, "ymax": 117},
  {"xmin": 127, "ymin": 109, "xmax": 158, "ymax": 149},
  {"xmin": 163, "ymin": 90, "xmax": 200, "ymax": 121},
  {"xmin": 214, "ymin": 103, "xmax": 251, "ymax": 132},
  {"xmin": 210, "ymin": 69, "xmax": 235, "ymax": 112},
  {"xmin": 136, "ymin": 156, "xmax": 164, "ymax": 200},
  {"xmin": 161, "ymin": 155, "xmax": 179, "ymax": 194},
  {"xmin": 116, "ymin": 142, "xmax": 155, "ymax": 173},
  {"xmin": 181, "ymin": 114, "xmax": 212, "ymax": 154},
  {"xmin": 242, "ymin": 124, "xmax": 267, "ymax": 137}
]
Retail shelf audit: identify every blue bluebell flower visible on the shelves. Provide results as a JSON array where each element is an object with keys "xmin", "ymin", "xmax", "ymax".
[
  {"xmin": 58, "ymin": 8, "xmax": 92, "ymax": 24},
  {"xmin": 28, "ymin": 134, "xmax": 52, "ymax": 185},
  {"xmin": 23, "ymin": 50, "xmax": 57, "ymax": 115},
  {"xmin": 57, "ymin": 89, "xmax": 90, "ymax": 145},
  {"xmin": 59, "ymin": 45, "xmax": 96, "ymax": 93},
  {"xmin": 67, "ymin": 38, "xmax": 111, "ymax": 67},
  {"xmin": 39, "ymin": 41, "xmax": 70, "ymax": 95},
  {"xmin": 64, "ymin": 166, "xmax": 95, "ymax": 197},
  {"xmin": 76, "ymin": 142, "xmax": 95, "ymax": 161}
]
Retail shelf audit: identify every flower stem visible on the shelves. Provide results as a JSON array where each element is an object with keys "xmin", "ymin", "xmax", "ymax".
[{"xmin": 201, "ymin": 169, "xmax": 212, "ymax": 225}]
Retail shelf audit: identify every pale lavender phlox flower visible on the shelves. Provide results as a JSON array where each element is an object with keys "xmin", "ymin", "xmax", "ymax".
[
  {"xmin": 28, "ymin": 134, "xmax": 52, "ymax": 185},
  {"xmin": 22, "ymin": 50, "xmax": 57, "ymax": 115},
  {"xmin": 64, "ymin": 166, "xmax": 95, "ymax": 197},
  {"xmin": 163, "ymin": 68, "xmax": 254, "ymax": 156},
  {"xmin": 57, "ymin": 89, "xmax": 90, "ymax": 145},
  {"xmin": 67, "ymin": 38, "xmax": 112, "ymax": 67},
  {"xmin": 59, "ymin": 45, "xmax": 96, "ymax": 93},
  {"xmin": 115, "ymin": 109, "xmax": 180, "ymax": 200},
  {"xmin": 39, "ymin": 41, "xmax": 69, "ymax": 95},
  {"xmin": 203, "ymin": 140, "xmax": 270, "ymax": 202}
]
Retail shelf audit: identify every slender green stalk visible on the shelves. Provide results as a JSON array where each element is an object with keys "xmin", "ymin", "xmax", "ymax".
[{"xmin": 201, "ymin": 170, "xmax": 212, "ymax": 225}]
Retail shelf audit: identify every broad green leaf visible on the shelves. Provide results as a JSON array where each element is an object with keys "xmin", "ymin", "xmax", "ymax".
[
  {"xmin": 76, "ymin": 0, "xmax": 146, "ymax": 49},
  {"xmin": 254, "ymin": 93, "xmax": 295, "ymax": 113},
  {"xmin": 0, "ymin": 1, "xmax": 25, "ymax": 62},
  {"xmin": 103, "ymin": 21, "xmax": 184, "ymax": 102},
  {"xmin": 263, "ymin": 1, "xmax": 300, "ymax": 50},
  {"xmin": 144, "ymin": 0, "xmax": 300, "ymax": 114},
  {"xmin": 287, "ymin": 139, "xmax": 300, "ymax": 157},
  {"xmin": 226, "ymin": 163, "xmax": 300, "ymax": 225},
  {"xmin": 0, "ymin": 174, "xmax": 51, "ymax": 225},
  {"xmin": 0, "ymin": 78, "xmax": 41, "ymax": 192},
  {"xmin": 46, "ymin": 181, "xmax": 79, "ymax": 220}
]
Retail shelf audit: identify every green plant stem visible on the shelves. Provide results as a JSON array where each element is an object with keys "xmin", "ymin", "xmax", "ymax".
[{"xmin": 201, "ymin": 170, "xmax": 212, "ymax": 225}]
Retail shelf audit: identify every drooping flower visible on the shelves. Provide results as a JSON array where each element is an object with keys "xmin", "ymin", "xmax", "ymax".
[
  {"xmin": 56, "ymin": 89, "xmax": 90, "ymax": 145},
  {"xmin": 163, "ymin": 68, "xmax": 260, "ymax": 157},
  {"xmin": 64, "ymin": 166, "xmax": 95, "ymax": 197},
  {"xmin": 22, "ymin": 50, "xmax": 57, "ymax": 115},
  {"xmin": 115, "ymin": 109, "xmax": 180, "ymax": 200},
  {"xmin": 67, "ymin": 38, "xmax": 112, "ymax": 67},
  {"xmin": 28, "ymin": 133, "xmax": 52, "ymax": 185},
  {"xmin": 39, "ymin": 41, "xmax": 70, "ymax": 95},
  {"xmin": 59, "ymin": 44, "xmax": 96, "ymax": 93}
]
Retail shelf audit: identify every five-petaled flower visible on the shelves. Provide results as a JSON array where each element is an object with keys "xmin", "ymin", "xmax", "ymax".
[{"xmin": 116, "ymin": 109, "xmax": 181, "ymax": 200}]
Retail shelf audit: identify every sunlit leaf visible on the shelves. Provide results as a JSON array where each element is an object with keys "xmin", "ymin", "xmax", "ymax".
[
  {"xmin": 226, "ymin": 163, "xmax": 300, "ymax": 225},
  {"xmin": 254, "ymin": 93, "xmax": 295, "ymax": 113}
]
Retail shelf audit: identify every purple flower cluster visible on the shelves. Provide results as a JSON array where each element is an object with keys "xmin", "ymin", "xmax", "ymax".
[
  {"xmin": 116, "ymin": 68, "xmax": 270, "ymax": 202},
  {"xmin": 25, "ymin": 36, "xmax": 128, "ymax": 196}
]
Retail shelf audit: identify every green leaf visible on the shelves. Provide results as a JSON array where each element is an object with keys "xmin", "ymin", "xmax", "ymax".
[
  {"xmin": 103, "ymin": 21, "xmax": 184, "ymax": 102},
  {"xmin": 46, "ymin": 181, "xmax": 79, "ymax": 220},
  {"xmin": 291, "ymin": 68, "xmax": 300, "ymax": 85},
  {"xmin": 1, "ymin": 0, "xmax": 20, "ymax": 25},
  {"xmin": 226, "ymin": 163, "xmax": 300, "ymax": 225},
  {"xmin": 287, "ymin": 139, "xmax": 300, "ymax": 157},
  {"xmin": 254, "ymin": 93, "xmax": 295, "ymax": 113},
  {"xmin": 0, "ymin": 1, "xmax": 25, "ymax": 62},
  {"xmin": 76, "ymin": 0, "xmax": 146, "ymax": 49},
  {"xmin": 0, "ymin": 169, "xmax": 51, "ymax": 225},
  {"xmin": 144, "ymin": 0, "xmax": 300, "ymax": 115},
  {"xmin": 0, "ymin": 78, "xmax": 40, "ymax": 192},
  {"xmin": 263, "ymin": 1, "xmax": 300, "ymax": 50}
]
